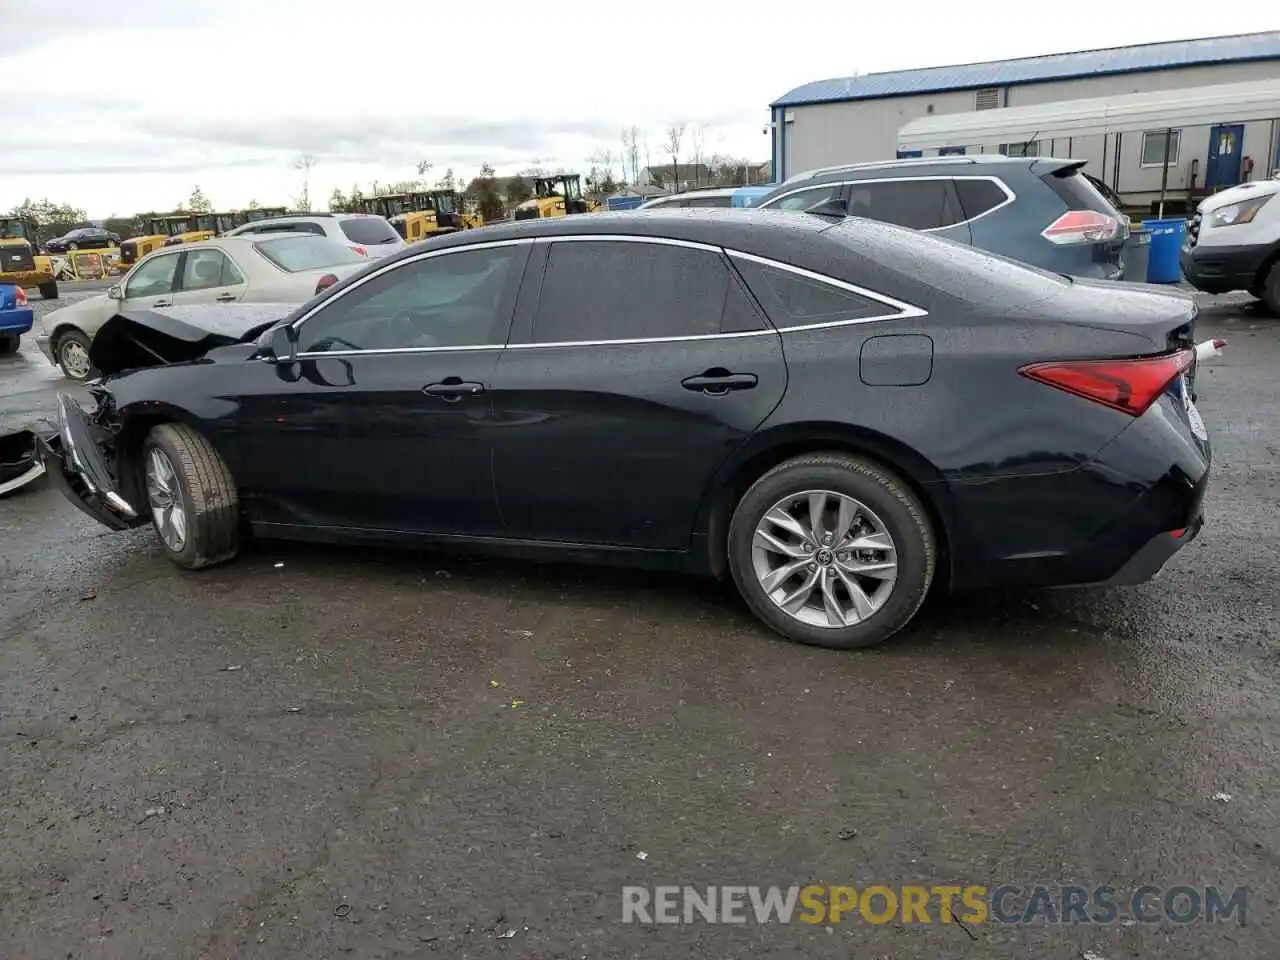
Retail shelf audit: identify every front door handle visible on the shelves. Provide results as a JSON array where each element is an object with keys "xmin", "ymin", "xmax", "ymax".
[
  {"xmin": 681, "ymin": 370, "xmax": 759, "ymax": 395},
  {"xmin": 423, "ymin": 378, "xmax": 485, "ymax": 402},
  {"xmin": 152, "ymin": 298, "xmax": 173, "ymax": 308},
  {"xmin": 215, "ymin": 293, "xmax": 237, "ymax": 302}
]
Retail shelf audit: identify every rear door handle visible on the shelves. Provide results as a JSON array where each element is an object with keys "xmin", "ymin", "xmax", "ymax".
[
  {"xmin": 423, "ymin": 378, "xmax": 485, "ymax": 402},
  {"xmin": 215, "ymin": 293, "xmax": 237, "ymax": 302},
  {"xmin": 681, "ymin": 371, "xmax": 758, "ymax": 395},
  {"xmin": 152, "ymin": 299, "xmax": 172, "ymax": 308}
]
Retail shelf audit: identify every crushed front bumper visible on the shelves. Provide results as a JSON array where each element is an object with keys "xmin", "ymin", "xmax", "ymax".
[{"xmin": 38, "ymin": 393, "xmax": 143, "ymax": 530}]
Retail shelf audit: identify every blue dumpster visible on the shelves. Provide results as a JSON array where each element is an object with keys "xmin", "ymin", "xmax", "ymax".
[{"xmin": 1144, "ymin": 217, "xmax": 1186, "ymax": 284}]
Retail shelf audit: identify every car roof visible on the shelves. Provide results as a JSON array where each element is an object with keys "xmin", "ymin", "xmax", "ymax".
[{"xmin": 782, "ymin": 154, "xmax": 1035, "ymax": 185}]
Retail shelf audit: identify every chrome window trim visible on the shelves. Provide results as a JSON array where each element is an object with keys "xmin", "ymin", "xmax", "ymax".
[
  {"xmin": 758, "ymin": 174, "xmax": 1016, "ymax": 230},
  {"xmin": 289, "ymin": 233, "xmax": 928, "ymax": 359}
]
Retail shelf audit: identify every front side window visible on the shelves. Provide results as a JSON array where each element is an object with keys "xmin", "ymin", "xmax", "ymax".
[
  {"xmin": 764, "ymin": 184, "xmax": 844, "ymax": 212},
  {"xmin": 531, "ymin": 239, "xmax": 733, "ymax": 343},
  {"xmin": 297, "ymin": 245, "xmax": 524, "ymax": 353},
  {"xmin": 182, "ymin": 249, "xmax": 244, "ymax": 290},
  {"xmin": 847, "ymin": 179, "xmax": 966, "ymax": 231},
  {"xmin": 125, "ymin": 252, "xmax": 180, "ymax": 298}
]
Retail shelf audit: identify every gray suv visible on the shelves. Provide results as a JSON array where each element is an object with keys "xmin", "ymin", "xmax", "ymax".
[{"xmin": 754, "ymin": 155, "xmax": 1128, "ymax": 280}]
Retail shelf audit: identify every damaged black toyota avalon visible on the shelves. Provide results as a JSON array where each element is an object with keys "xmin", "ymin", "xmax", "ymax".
[{"xmin": 40, "ymin": 209, "xmax": 1210, "ymax": 650}]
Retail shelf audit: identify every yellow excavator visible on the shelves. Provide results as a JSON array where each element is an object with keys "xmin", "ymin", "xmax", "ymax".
[
  {"xmin": 512, "ymin": 174, "xmax": 598, "ymax": 220},
  {"xmin": 0, "ymin": 216, "xmax": 58, "ymax": 299}
]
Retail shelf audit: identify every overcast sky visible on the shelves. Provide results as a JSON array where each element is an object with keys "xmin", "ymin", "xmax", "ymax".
[{"xmin": 2, "ymin": 0, "xmax": 1277, "ymax": 218}]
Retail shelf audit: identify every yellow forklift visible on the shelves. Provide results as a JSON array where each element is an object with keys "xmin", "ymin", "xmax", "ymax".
[
  {"xmin": 512, "ymin": 174, "xmax": 598, "ymax": 220},
  {"xmin": 0, "ymin": 216, "xmax": 58, "ymax": 299}
]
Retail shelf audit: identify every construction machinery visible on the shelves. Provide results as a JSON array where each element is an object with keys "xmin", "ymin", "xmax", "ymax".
[
  {"xmin": 512, "ymin": 174, "xmax": 598, "ymax": 220},
  {"xmin": 0, "ymin": 217, "xmax": 57, "ymax": 299},
  {"xmin": 241, "ymin": 207, "xmax": 290, "ymax": 223},
  {"xmin": 118, "ymin": 213, "xmax": 190, "ymax": 267},
  {"xmin": 357, "ymin": 193, "xmax": 460, "ymax": 242}
]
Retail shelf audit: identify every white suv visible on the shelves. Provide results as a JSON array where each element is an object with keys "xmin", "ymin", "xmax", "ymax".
[
  {"xmin": 225, "ymin": 212, "xmax": 405, "ymax": 259},
  {"xmin": 1181, "ymin": 175, "xmax": 1280, "ymax": 314}
]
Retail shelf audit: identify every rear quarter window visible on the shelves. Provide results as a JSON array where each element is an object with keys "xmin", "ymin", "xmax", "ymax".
[
  {"xmin": 953, "ymin": 178, "xmax": 1011, "ymax": 220},
  {"xmin": 339, "ymin": 217, "xmax": 401, "ymax": 245}
]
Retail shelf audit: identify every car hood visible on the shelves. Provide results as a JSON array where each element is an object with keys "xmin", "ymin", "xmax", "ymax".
[
  {"xmin": 1196, "ymin": 178, "xmax": 1280, "ymax": 213},
  {"xmin": 89, "ymin": 302, "xmax": 299, "ymax": 377}
]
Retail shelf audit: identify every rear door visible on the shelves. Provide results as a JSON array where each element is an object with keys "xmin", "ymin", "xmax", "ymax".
[
  {"xmin": 488, "ymin": 236, "xmax": 787, "ymax": 550},
  {"xmin": 166, "ymin": 248, "xmax": 248, "ymax": 306}
]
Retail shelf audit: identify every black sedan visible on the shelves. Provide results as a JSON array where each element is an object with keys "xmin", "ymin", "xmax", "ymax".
[
  {"xmin": 44, "ymin": 226, "xmax": 119, "ymax": 253},
  {"xmin": 38, "ymin": 209, "xmax": 1210, "ymax": 649}
]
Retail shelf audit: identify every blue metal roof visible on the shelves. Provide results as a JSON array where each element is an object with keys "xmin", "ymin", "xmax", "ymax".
[{"xmin": 773, "ymin": 31, "xmax": 1280, "ymax": 108}]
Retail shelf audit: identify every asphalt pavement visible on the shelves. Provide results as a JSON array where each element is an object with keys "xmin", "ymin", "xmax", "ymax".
[{"xmin": 1, "ymin": 291, "xmax": 1278, "ymax": 960}]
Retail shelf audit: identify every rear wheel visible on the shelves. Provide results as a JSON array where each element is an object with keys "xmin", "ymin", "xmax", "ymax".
[
  {"xmin": 727, "ymin": 453, "xmax": 937, "ymax": 649},
  {"xmin": 141, "ymin": 423, "xmax": 240, "ymax": 570},
  {"xmin": 39, "ymin": 281, "xmax": 58, "ymax": 300},
  {"xmin": 0, "ymin": 333, "xmax": 18, "ymax": 355},
  {"xmin": 1260, "ymin": 261, "xmax": 1280, "ymax": 316}
]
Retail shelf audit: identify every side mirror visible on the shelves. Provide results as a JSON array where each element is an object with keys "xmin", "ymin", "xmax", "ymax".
[
  {"xmin": 267, "ymin": 324, "xmax": 298, "ymax": 364},
  {"xmin": 805, "ymin": 197, "xmax": 850, "ymax": 219},
  {"xmin": 106, "ymin": 284, "xmax": 123, "ymax": 300}
]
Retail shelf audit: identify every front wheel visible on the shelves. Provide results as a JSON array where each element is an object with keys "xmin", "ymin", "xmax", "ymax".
[
  {"xmin": 141, "ymin": 423, "xmax": 240, "ymax": 569},
  {"xmin": 727, "ymin": 453, "xmax": 937, "ymax": 649},
  {"xmin": 1260, "ymin": 261, "xmax": 1280, "ymax": 316},
  {"xmin": 39, "ymin": 281, "xmax": 58, "ymax": 300},
  {"xmin": 54, "ymin": 329, "xmax": 93, "ymax": 380}
]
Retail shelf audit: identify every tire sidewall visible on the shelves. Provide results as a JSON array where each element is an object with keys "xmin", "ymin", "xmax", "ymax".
[
  {"xmin": 728, "ymin": 460, "xmax": 933, "ymax": 649},
  {"xmin": 1264, "ymin": 262, "xmax": 1280, "ymax": 316},
  {"xmin": 56, "ymin": 330, "xmax": 92, "ymax": 380},
  {"xmin": 141, "ymin": 435, "xmax": 202, "ymax": 567}
]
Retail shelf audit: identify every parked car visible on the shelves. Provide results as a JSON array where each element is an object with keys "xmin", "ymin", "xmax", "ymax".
[
  {"xmin": 225, "ymin": 212, "xmax": 406, "ymax": 259},
  {"xmin": 753, "ymin": 155, "xmax": 1129, "ymax": 280},
  {"xmin": 639, "ymin": 188, "xmax": 739, "ymax": 210},
  {"xmin": 0, "ymin": 282, "xmax": 33, "ymax": 354},
  {"xmin": 1180, "ymin": 176, "xmax": 1280, "ymax": 314},
  {"xmin": 39, "ymin": 209, "xmax": 1209, "ymax": 650},
  {"xmin": 35, "ymin": 234, "xmax": 368, "ymax": 380},
  {"xmin": 44, "ymin": 227, "xmax": 120, "ymax": 253}
]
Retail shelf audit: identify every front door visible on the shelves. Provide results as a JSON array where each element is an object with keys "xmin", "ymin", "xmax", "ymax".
[
  {"xmin": 489, "ymin": 237, "xmax": 787, "ymax": 550},
  {"xmin": 224, "ymin": 241, "xmax": 531, "ymax": 536},
  {"xmin": 121, "ymin": 250, "xmax": 183, "ymax": 309},
  {"xmin": 1207, "ymin": 124, "xmax": 1245, "ymax": 189}
]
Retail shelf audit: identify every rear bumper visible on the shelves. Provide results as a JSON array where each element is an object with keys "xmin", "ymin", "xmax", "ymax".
[
  {"xmin": 1180, "ymin": 241, "xmax": 1274, "ymax": 294},
  {"xmin": 38, "ymin": 394, "xmax": 143, "ymax": 531},
  {"xmin": 0, "ymin": 306, "xmax": 33, "ymax": 335},
  {"xmin": 1082, "ymin": 512, "xmax": 1204, "ymax": 587}
]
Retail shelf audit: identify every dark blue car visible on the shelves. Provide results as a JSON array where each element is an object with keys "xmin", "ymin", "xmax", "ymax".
[
  {"xmin": 752, "ymin": 155, "xmax": 1129, "ymax": 280},
  {"xmin": 0, "ymin": 282, "xmax": 33, "ymax": 354}
]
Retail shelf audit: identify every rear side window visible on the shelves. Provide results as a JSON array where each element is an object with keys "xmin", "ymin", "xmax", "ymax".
[
  {"xmin": 532, "ymin": 240, "xmax": 742, "ymax": 342},
  {"xmin": 1041, "ymin": 168, "xmax": 1118, "ymax": 214},
  {"xmin": 765, "ymin": 184, "xmax": 844, "ymax": 212},
  {"xmin": 688, "ymin": 195, "xmax": 732, "ymax": 208},
  {"xmin": 732, "ymin": 257, "xmax": 893, "ymax": 326},
  {"xmin": 847, "ymin": 179, "xmax": 966, "ymax": 230},
  {"xmin": 339, "ymin": 217, "xmax": 401, "ymax": 245},
  {"xmin": 953, "ymin": 178, "xmax": 1010, "ymax": 220},
  {"xmin": 254, "ymin": 235, "xmax": 366, "ymax": 272}
]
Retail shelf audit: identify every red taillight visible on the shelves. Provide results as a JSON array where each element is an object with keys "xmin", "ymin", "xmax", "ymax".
[
  {"xmin": 1042, "ymin": 210, "xmax": 1123, "ymax": 245},
  {"xmin": 314, "ymin": 273, "xmax": 338, "ymax": 295},
  {"xmin": 1018, "ymin": 349, "xmax": 1193, "ymax": 416},
  {"xmin": 15, "ymin": 287, "xmax": 27, "ymax": 307},
  {"xmin": 350, "ymin": 245, "xmax": 368, "ymax": 256}
]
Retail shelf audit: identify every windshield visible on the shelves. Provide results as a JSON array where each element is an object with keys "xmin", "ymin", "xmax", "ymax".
[
  {"xmin": 383, "ymin": 197, "xmax": 411, "ymax": 216},
  {"xmin": 433, "ymin": 193, "xmax": 457, "ymax": 214},
  {"xmin": 0, "ymin": 220, "xmax": 25, "ymax": 239},
  {"xmin": 339, "ymin": 217, "xmax": 401, "ymax": 245},
  {"xmin": 254, "ymin": 235, "xmax": 367, "ymax": 272},
  {"xmin": 196, "ymin": 214, "xmax": 217, "ymax": 232}
]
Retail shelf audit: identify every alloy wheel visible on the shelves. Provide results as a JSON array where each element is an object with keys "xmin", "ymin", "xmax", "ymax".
[
  {"xmin": 145, "ymin": 448, "xmax": 187, "ymax": 552},
  {"xmin": 750, "ymin": 489, "xmax": 898, "ymax": 628},
  {"xmin": 59, "ymin": 338, "xmax": 91, "ymax": 379}
]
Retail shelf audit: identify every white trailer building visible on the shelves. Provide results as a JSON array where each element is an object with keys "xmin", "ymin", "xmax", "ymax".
[{"xmin": 768, "ymin": 31, "xmax": 1280, "ymax": 213}]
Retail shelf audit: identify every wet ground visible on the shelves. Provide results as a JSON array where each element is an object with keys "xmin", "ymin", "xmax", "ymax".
[{"xmin": 1, "ymin": 291, "xmax": 1278, "ymax": 960}]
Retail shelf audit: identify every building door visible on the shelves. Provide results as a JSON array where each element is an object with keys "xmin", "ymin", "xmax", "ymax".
[{"xmin": 1206, "ymin": 124, "xmax": 1245, "ymax": 189}]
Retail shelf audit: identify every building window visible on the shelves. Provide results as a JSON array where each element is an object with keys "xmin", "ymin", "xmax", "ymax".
[
  {"xmin": 975, "ymin": 87, "xmax": 1001, "ymax": 110},
  {"xmin": 1141, "ymin": 130, "xmax": 1181, "ymax": 167},
  {"xmin": 1001, "ymin": 141, "xmax": 1040, "ymax": 158}
]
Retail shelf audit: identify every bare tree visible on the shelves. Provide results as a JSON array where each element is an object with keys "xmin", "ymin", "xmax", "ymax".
[
  {"xmin": 620, "ymin": 126, "xmax": 641, "ymax": 185},
  {"xmin": 588, "ymin": 146, "xmax": 617, "ymax": 184},
  {"xmin": 293, "ymin": 153, "xmax": 317, "ymax": 212},
  {"xmin": 690, "ymin": 124, "xmax": 710, "ymax": 186},
  {"xmin": 663, "ymin": 123, "xmax": 685, "ymax": 193}
]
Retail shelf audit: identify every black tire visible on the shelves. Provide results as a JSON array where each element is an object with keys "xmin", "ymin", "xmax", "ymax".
[
  {"xmin": 68, "ymin": 242, "xmax": 79, "ymax": 250},
  {"xmin": 53, "ymin": 329, "xmax": 93, "ymax": 380},
  {"xmin": 727, "ymin": 453, "xmax": 937, "ymax": 650},
  {"xmin": 1260, "ymin": 261, "xmax": 1280, "ymax": 316},
  {"xmin": 141, "ymin": 423, "xmax": 240, "ymax": 570},
  {"xmin": 39, "ymin": 281, "xmax": 58, "ymax": 300},
  {"xmin": 0, "ymin": 333, "xmax": 17, "ymax": 355}
]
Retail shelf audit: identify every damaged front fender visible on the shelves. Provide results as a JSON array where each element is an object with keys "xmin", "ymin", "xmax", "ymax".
[{"xmin": 38, "ymin": 393, "xmax": 147, "ymax": 531}]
